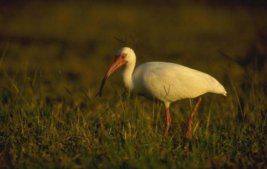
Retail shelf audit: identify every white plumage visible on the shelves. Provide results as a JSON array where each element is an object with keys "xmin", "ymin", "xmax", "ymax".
[
  {"xmin": 133, "ymin": 62, "xmax": 226, "ymax": 102},
  {"xmin": 96, "ymin": 47, "xmax": 227, "ymax": 139}
]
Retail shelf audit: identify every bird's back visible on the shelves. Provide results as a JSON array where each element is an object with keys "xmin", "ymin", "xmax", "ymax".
[{"xmin": 132, "ymin": 62, "xmax": 226, "ymax": 102}]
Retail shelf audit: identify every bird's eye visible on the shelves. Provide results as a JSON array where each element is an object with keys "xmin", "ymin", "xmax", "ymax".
[{"xmin": 121, "ymin": 55, "xmax": 125, "ymax": 58}]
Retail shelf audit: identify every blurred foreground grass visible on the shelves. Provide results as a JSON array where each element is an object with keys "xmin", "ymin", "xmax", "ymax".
[{"xmin": 0, "ymin": 1, "xmax": 267, "ymax": 168}]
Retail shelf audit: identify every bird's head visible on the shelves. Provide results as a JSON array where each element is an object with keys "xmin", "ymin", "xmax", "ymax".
[
  {"xmin": 106, "ymin": 47, "xmax": 135, "ymax": 77},
  {"xmin": 95, "ymin": 47, "xmax": 136, "ymax": 97}
]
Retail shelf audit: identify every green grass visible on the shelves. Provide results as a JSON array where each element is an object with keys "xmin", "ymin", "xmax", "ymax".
[
  {"xmin": 0, "ymin": 1, "xmax": 267, "ymax": 168},
  {"xmin": 0, "ymin": 74, "xmax": 266, "ymax": 168}
]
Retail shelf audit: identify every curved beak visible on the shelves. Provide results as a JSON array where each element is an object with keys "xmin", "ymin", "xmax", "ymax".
[{"xmin": 95, "ymin": 57, "xmax": 127, "ymax": 97}]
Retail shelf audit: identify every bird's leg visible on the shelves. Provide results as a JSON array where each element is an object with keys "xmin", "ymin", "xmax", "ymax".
[
  {"xmin": 164, "ymin": 107, "xmax": 171, "ymax": 136},
  {"xmin": 185, "ymin": 97, "xmax": 202, "ymax": 139}
]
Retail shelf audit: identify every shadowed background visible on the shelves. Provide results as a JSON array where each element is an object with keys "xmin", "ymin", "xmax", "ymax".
[{"xmin": 1, "ymin": 0, "xmax": 266, "ymax": 92}]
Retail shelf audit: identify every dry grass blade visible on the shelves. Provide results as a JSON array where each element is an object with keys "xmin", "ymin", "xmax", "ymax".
[
  {"xmin": 0, "ymin": 43, "xmax": 9, "ymax": 71},
  {"xmin": 114, "ymin": 37, "xmax": 127, "ymax": 43}
]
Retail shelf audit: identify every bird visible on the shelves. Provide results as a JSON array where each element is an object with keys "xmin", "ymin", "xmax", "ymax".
[{"xmin": 96, "ymin": 47, "xmax": 227, "ymax": 139}]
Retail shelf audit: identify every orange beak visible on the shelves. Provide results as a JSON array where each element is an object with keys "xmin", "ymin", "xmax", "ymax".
[{"xmin": 95, "ymin": 56, "xmax": 127, "ymax": 97}]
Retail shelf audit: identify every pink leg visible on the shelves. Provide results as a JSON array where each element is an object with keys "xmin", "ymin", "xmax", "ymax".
[
  {"xmin": 164, "ymin": 107, "xmax": 171, "ymax": 136},
  {"xmin": 185, "ymin": 97, "xmax": 202, "ymax": 139}
]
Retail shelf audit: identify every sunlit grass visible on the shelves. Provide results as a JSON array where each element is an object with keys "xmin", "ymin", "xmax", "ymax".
[{"xmin": 0, "ymin": 78, "xmax": 266, "ymax": 168}]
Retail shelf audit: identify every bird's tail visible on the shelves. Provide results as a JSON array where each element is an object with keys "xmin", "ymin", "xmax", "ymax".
[{"xmin": 212, "ymin": 83, "xmax": 227, "ymax": 96}]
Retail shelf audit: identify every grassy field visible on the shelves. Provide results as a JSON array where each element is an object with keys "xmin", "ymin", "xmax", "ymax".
[{"xmin": 0, "ymin": 1, "xmax": 267, "ymax": 168}]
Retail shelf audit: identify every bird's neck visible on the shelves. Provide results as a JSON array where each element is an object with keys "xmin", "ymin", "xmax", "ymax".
[{"xmin": 121, "ymin": 61, "xmax": 135, "ymax": 92}]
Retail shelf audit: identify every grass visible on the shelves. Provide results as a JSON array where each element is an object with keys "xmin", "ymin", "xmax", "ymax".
[
  {"xmin": 1, "ymin": 83, "xmax": 266, "ymax": 168},
  {"xmin": 0, "ymin": 75, "xmax": 266, "ymax": 168},
  {"xmin": 0, "ymin": 1, "xmax": 267, "ymax": 168}
]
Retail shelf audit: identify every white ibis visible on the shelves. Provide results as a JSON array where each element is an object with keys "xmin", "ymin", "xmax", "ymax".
[{"xmin": 96, "ymin": 47, "xmax": 227, "ymax": 139}]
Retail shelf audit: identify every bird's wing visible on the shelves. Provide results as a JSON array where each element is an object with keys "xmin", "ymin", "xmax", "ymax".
[{"xmin": 133, "ymin": 62, "xmax": 222, "ymax": 102}]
